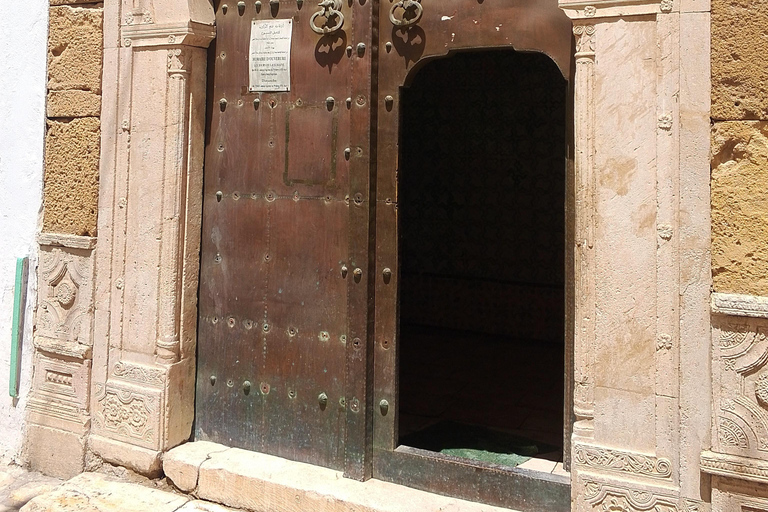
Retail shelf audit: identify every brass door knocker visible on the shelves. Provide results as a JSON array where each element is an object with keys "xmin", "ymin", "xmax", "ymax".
[
  {"xmin": 310, "ymin": 0, "xmax": 344, "ymax": 34},
  {"xmin": 389, "ymin": 0, "xmax": 423, "ymax": 27}
]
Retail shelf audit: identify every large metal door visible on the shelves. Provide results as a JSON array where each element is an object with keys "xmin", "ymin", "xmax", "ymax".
[
  {"xmin": 371, "ymin": 0, "xmax": 573, "ymax": 508},
  {"xmin": 196, "ymin": 0, "xmax": 374, "ymax": 476}
]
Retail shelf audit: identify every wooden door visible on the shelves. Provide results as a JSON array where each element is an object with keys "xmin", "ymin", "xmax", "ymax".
[
  {"xmin": 195, "ymin": 0, "xmax": 374, "ymax": 477},
  {"xmin": 371, "ymin": 0, "xmax": 574, "ymax": 508}
]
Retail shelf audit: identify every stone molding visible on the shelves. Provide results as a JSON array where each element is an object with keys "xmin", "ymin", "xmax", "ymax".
[
  {"xmin": 712, "ymin": 292, "xmax": 768, "ymax": 319},
  {"xmin": 121, "ymin": 21, "xmax": 215, "ymax": 48},
  {"xmin": 573, "ymin": 443, "xmax": 672, "ymax": 479},
  {"xmin": 37, "ymin": 233, "xmax": 97, "ymax": 250},
  {"xmin": 560, "ymin": 0, "xmax": 675, "ymax": 20},
  {"xmin": 701, "ymin": 451, "xmax": 768, "ymax": 485}
]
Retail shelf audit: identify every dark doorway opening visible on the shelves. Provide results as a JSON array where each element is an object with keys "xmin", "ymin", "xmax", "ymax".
[{"xmin": 398, "ymin": 49, "xmax": 568, "ymax": 468}]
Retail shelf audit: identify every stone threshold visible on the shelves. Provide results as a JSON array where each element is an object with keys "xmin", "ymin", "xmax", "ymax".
[{"xmin": 164, "ymin": 441, "xmax": 527, "ymax": 512}]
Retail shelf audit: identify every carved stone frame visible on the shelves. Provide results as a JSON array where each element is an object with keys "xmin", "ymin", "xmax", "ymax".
[{"xmin": 86, "ymin": 1, "xmax": 713, "ymax": 511}]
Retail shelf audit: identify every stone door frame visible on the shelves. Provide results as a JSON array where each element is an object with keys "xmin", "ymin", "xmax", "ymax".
[{"xmin": 40, "ymin": 0, "xmax": 712, "ymax": 509}]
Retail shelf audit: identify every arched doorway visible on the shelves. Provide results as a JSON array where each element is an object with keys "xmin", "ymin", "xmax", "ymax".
[
  {"xmin": 370, "ymin": 4, "xmax": 573, "ymax": 508},
  {"xmin": 397, "ymin": 48, "xmax": 567, "ymax": 466}
]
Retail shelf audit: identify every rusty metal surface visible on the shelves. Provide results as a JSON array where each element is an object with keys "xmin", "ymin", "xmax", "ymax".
[
  {"xmin": 196, "ymin": 0, "xmax": 368, "ymax": 471},
  {"xmin": 376, "ymin": 446, "xmax": 570, "ymax": 511}
]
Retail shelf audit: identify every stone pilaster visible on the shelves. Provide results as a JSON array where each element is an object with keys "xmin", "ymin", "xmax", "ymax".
[{"xmin": 88, "ymin": 0, "xmax": 213, "ymax": 475}]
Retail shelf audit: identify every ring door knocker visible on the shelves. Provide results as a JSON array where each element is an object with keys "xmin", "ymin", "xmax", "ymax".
[
  {"xmin": 389, "ymin": 0, "xmax": 423, "ymax": 27},
  {"xmin": 310, "ymin": 0, "xmax": 344, "ymax": 34}
]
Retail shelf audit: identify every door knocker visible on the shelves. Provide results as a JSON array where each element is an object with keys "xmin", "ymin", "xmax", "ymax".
[
  {"xmin": 389, "ymin": 0, "xmax": 423, "ymax": 27},
  {"xmin": 310, "ymin": 0, "xmax": 344, "ymax": 34}
]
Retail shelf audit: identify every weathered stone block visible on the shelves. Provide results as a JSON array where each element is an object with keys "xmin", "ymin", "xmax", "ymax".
[
  {"xmin": 47, "ymin": 90, "xmax": 101, "ymax": 118},
  {"xmin": 711, "ymin": 0, "xmax": 768, "ymax": 120},
  {"xmin": 164, "ymin": 441, "xmax": 229, "ymax": 492},
  {"xmin": 711, "ymin": 121, "xmax": 768, "ymax": 295},
  {"xmin": 43, "ymin": 117, "xmax": 100, "ymax": 236},
  {"xmin": 25, "ymin": 424, "xmax": 86, "ymax": 479},
  {"xmin": 48, "ymin": 6, "xmax": 103, "ymax": 94}
]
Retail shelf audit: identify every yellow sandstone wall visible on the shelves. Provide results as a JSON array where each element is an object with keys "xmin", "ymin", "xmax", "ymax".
[
  {"xmin": 42, "ymin": 0, "xmax": 103, "ymax": 236},
  {"xmin": 711, "ymin": 0, "xmax": 768, "ymax": 296}
]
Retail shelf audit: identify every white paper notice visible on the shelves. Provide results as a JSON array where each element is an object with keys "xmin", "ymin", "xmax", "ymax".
[{"xmin": 249, "ymin": 19, "xmax": 292, "ymax": 92}]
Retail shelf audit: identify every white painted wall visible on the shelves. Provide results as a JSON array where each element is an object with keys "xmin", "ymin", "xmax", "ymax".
[{"xmin": 0, "ymin": 0, "xmax": 48, "ymax": 461}]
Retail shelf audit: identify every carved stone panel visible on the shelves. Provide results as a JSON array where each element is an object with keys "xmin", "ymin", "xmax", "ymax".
[
  {"xmin": 27, "ymin": 352, "xmax": 91, "ymax": 433},
  {"xmin": 581, "ymin": 477, "xmax": 705, "ymax": 512},
  {"xmin": 36, "ymin": 241, "xmax": 95, "ymax": 353},
  {"xmin": 92, "ymin": 381, "xmax": 162, "ymax": 451},
  {"xmin": 711, "ymin": 314, "xmax": 768, "ymax": 459}
]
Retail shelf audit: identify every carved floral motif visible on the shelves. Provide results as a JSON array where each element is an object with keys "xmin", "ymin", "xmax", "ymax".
[
  {"xmin": 574, "ymin": 444, "xmax": 672, "ymax": 479},
  {"xmin": 719, "ymin": 417, "xmax": 749, "ymax": 448},
  {"xmin": 656, "ymin": 334, "xmax": 672, "ymax": 351},
  {"xmin": 112, "ymin": 362, "xmax": 165, "ymax": 386},
  {"xmin": 719, "ymin": 323, "xmax": 751, "ymax": 349},
  {"xmin": 93, "ymin": 385, "xmax": 158, "ymax": 448}
]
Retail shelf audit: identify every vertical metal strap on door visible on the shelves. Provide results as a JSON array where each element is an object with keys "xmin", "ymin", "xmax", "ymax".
[
  {"xmin": 344, "ymin": 0, "xmax": 377, "ymax": 481},
  {"xmin": 10, "ymin": 256, "xmax": 29, "ymax": 398}
]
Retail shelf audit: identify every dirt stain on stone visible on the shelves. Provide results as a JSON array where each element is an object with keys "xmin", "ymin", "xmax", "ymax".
[{"xmin": 600, "ymin": 157, "xmax": 636, "ymax": 197}]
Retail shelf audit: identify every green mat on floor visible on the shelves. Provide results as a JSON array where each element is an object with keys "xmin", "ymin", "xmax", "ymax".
[{"xmin": 400, "ymin": 421, "xmax": 557, "ymax": 468}]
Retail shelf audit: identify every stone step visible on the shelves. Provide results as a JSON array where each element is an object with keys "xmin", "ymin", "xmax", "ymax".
[{"xmin": 164, "ymin": 441, "xmax": 520, "ymax": 512}]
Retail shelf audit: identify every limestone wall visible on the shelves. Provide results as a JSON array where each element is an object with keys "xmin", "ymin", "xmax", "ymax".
[
  {"xmin": 43, "ymin": 0, "xmax": 103, "ymax": 236},
  {"xmin": 0, "ymin": 0, "xmax": 48, "ymax": 461},
  {"xmin": 711, "ymin": 0, "xmax": 768, "ymax": 295}
]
